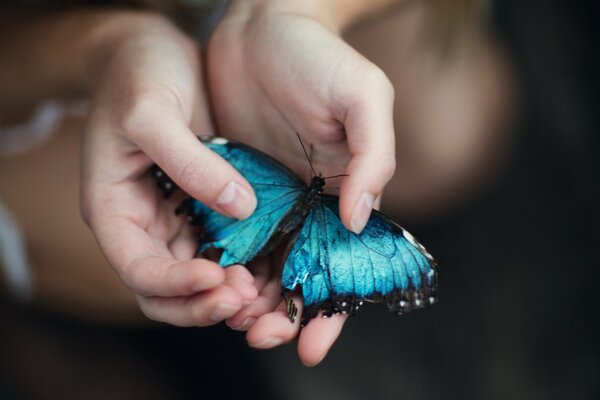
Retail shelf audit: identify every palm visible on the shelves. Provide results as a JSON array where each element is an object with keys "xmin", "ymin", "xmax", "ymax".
[
  {"xmin": 207, "ymin": 14, "xmax": 389, "ymax": 365},
  {"xmin": 208, "ymin": 15, "xmax": 364, "ymax": 180},
  {"xmin": 82, "ymin": 21, "xmax": 260, "ymax": 328}
]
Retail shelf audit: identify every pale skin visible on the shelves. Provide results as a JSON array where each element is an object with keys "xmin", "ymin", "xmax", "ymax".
[
  {"xmin": 207, "ymin": 0, "xmax": 400, "ymax": 365},
  {"xmin": 0, "ymin": 0, "xmax": 516, "ymax": 365},
  {"xmin": 81, "ymin": 14, "xmax": 262, "ymax": 328},
  {"xmin": 3, "ymin": 11, "xmax": 261, "ymax": 325},
  {"xmin": 0, "ymin": 1, "xmax": 400, "ymax": 366}
]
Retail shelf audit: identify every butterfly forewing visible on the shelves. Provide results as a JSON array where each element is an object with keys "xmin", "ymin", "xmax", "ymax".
[{"xmin": 179, "ymin": 137, "xmax": 306, "ymax": 266}]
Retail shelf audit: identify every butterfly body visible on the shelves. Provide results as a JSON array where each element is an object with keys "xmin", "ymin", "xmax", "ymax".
[
  {"xmin": 271, "ymin": 175, "xmax": 326, "ymax": 235},
  {"xmin": 153, "ymin": 136, "xmax": 438, "ymax": 326}
]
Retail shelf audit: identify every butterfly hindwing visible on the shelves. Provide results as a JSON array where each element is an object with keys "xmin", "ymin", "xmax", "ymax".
[
  {"xmin": 179, "ymin": 137, "xmax": 306, "ymax": 266},
  {"xmin": 282, "ymin": 194, "xmax": 437, "ymax": 325}
]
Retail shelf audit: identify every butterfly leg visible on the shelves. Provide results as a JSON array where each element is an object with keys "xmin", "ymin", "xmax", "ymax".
[{"xmin": 283, "ymin": 291, "xmax": 299, "ymax": 323}]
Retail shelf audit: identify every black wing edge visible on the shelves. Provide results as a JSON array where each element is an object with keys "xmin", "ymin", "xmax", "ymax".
[
  {"xmin": 288, "ymin": 194, "xmax": 439, "ymax": 327},
  {"xmin": 290, "ymin": 282, "xmax": 439, "ymax": 327}
]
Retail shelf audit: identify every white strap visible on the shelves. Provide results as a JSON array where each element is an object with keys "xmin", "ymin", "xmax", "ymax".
[
  {"xmin": 0, "ymin": 99, "xmax": 88, "ymax": 156},
  {"xmin": 0, "ymin": 198, "xmax": 33, "ymax": 301}
]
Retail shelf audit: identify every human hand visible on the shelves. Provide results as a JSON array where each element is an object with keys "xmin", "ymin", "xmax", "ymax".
[
  {"xmin": 207, "ymin": 1, "xmax": 397, "ymax": 364},
  {"xmin": 81, "ymin": 12, "xmax": 259, "ymax": 326}
]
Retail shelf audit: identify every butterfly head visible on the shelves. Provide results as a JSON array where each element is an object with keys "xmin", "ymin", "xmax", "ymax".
[{"xmin": 310, "ymin": 175, "xmax": 326, "ymax": 192}]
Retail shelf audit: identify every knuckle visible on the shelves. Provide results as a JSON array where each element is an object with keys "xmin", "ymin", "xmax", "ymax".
[
  {"xmin": 120, "ymin": 85, "xmax": 181, "ymax": 140},
  {"xmin": 346, "ymin": 64, "xmax": 394, "ymax": 105},
  {"xmin": 138, "ymin": 300, "xmax": 163, "ymax": 323},
  {"xmin": 378, "ymin": 154, "xmax": 397, "ymax": 181},
  {"xmin": 79, "ymin": 198, "xmax": 93, "ymax": 227},
  {"xmin": 120, "ymin": 90, "xmax": 163, "ymax": 138},
  {"xmin": 364, "ymin": 65, "xmax": 395, "ymax": 99},
  {"xmin": 190, "ymin": 303, "xmax": 210, "ymax": 326},
  {"xmin": 378, "ymin": 71, "xmax": 395, "ymax": 100},
  {"xmin": 78, "ymin": 189, "xmax": 105, "ymax": 231},
  {"xmin": 123, "ymin": 258, "xmax": 153, "ymax": 297}
]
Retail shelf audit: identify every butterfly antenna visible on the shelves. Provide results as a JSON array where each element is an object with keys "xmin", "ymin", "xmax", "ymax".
[
  {"xmin": 296, "ymin": 132, "xmax": 317, "ymax": 177},
  {"xmin": 322, "ymin": 174, "xmax": 349, "ymax": 180}
]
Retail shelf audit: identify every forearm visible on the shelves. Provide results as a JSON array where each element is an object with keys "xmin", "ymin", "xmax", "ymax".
[
  {"xmin": 0, "ymin": 9, "xmax": 174, "ymax": 118},
  {"xmin": 228, "ymin": 0, "xmax": 401, "ymax": 33}
]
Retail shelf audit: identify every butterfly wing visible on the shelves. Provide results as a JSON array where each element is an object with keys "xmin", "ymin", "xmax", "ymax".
[
  {"xmin": 281, "ymin": 194, "xmax": 438, "ymax": 325},
  {"xmin": 179, "ymin": 137, "xmax": 306, "ymax": 266}
]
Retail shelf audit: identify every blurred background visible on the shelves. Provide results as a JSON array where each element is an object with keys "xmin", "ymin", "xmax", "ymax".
[{"xmin": 0, "ymin": 0, "xmax": 597, "ymax": 399}]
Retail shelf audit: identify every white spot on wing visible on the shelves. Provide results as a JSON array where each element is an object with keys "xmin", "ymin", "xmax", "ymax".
[
  {"xmin": 402, "ymin": 229, "xmax": 418, "ymax": 247},
  {"xmin": 210, "ymin": 137, "xmax": 229, "ymax": 145}
]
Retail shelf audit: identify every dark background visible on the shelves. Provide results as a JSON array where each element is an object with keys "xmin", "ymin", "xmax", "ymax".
[{"xmin": 1, "ymin": 1, "xmax": 598, "ymax": 399}]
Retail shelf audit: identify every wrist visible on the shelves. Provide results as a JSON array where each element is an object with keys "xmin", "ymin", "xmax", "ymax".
[
  {"xmin": 228, "ymin": 0, "xmax": 398, "ymax": 33},
  {"xmin": 84, "ymin": 11, "xmax": 183, "ymax": 91}
]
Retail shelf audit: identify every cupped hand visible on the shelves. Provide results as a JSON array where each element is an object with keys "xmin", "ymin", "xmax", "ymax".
[
  {"xmin": 81, "ymin": 13, "xmax": 259, "ymax": 326},
  {"xmin": 207, "ymin": 2, "xmax": 396, "ymax": 364}
]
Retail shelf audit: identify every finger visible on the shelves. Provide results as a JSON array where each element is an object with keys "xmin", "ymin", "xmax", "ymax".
[
  {"xmin": 246, "ymin": 294, "xmax": 303, "ymax": 349},
  {"xmin": 126, "ymin": 255, "xmax": 226, "ymax": 297},
  {"xmin": 226, "ymin": 278, "xmax": 282, "ymax": 331},
  {"xmin": 123, "ymin": 96, "xmax": 257, "ymax": 220},
  {"xmin": 224, "ymin": 264, "xmax": 255, "ymax": 284},
  {"xmin": 247, "ymin": 256, "xmax": 275, "ymax": 293},
  {"xmin": 94, "ymin": 214, "xmax": 225, "ymax": 297},
  {"xmin": 226, "ymin": 251, "xmax": 285, "ymax": 330},
  {"xmin": 338, "ymin": 68, "xmax": 396, "ymax": 234},
  {"xmin": 222, "ymin": 265, "xmax": 259, "ymax": 305},
  {"xmin": 298, "ymin": 312, "xmax": 348, "ymax": 366},
  {"xmin": 138, "ymin": 284, "xmax": 244, "ymax": 327},
  {"xmin": 167, "ymin": 220, "xmax": 199, "ymax": 261}
]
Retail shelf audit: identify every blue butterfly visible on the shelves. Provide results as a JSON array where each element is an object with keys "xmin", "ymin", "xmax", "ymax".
[{"xmin": 152, "ymin": 136, "xmax": 438, "ymax": 326}]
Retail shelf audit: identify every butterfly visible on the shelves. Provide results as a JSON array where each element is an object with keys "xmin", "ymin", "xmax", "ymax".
[{"xmin": 152, "ymin": 136, "xmax": 438, "ymax": 326}]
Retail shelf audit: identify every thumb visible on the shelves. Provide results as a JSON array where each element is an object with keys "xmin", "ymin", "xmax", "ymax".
[{"xmin": 128, "ymin": 100, "xmax": 257, "ymax": 220}]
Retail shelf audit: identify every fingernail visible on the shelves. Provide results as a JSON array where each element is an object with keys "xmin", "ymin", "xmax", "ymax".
[
  {"xmin": 234, "ymin": 266, "xmax": 255, "ymax": 284},
  {"xmin": 242, "ymin": 288, "xmax": 258, "ymax": 306},
  {"xmin": 350, "ymin": 192, "xmax": 374, "ymax": 234},
  {"xmin": 231, "ymin": 317, "xmax": 256, "ymax": 331},
  {"xmin": 304, "ymin": 354, "xmax": 326, "ymax": 367},
  {"xmin": 209, "ymin": 302, "xmax": 239, "ymax": 322},
  {"xmin": 252, "ymin": 336, "xmax": 284, "ymax": 349},
  {"xmin": 216, "ymin": 181, "xmax": 257, "ymax": 219}
]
